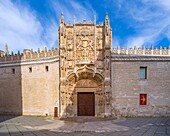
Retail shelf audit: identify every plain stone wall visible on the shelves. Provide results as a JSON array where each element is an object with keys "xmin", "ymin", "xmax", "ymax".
[
  {"xmin": 0, "ymin": 65, "xmax": 22, "ymax": 115},
  {"xmin": 111, "ymin": 61, "xmax": 170, "ymax": 117},
  {"xmin": 22, "ymin": 61, "xmax": 59, "ymax": 116},
  {"xmin": 0, "ymin": 61, "xmax": 59, "ymax": 116}
]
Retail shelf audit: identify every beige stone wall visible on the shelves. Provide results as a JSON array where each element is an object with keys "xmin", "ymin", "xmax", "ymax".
[
  {"xmin": 0, "ymin": 59, "xmax": 59, "ymax": 116},
  {"xmin": 22, "ymin": 61, "xmax": 59, "ymax": 116},
  {"xmin": 111, "ymin": 60, "xmax": 170, "ymax": 116},
  {"xmin": 0, "ymin": 66, "xmax": 22, "ymax": 115}
]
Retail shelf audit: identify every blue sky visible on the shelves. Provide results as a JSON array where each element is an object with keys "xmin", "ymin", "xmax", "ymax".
[{"xmin": 0, "ymin": 0, "xmax": 170, "ymax": 53}]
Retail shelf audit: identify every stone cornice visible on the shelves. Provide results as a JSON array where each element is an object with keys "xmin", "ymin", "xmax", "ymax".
[
  {"xmin": 111, "ymin": 55, "xmax": 170, "ymax": 61},
  {"xmin": 0, "ymin": 56, "xmax": 59, "ymax": 67}
]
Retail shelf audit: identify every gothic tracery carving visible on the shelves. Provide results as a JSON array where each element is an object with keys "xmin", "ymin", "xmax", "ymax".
[{"xmin": 59, "ymin": 14, "xmax": 112, "ymax": 117}]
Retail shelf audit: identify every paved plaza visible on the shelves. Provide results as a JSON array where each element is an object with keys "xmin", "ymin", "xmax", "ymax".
[{"xmin": 0, "ymin": 116, "xmax": 170, "ymax": 136}]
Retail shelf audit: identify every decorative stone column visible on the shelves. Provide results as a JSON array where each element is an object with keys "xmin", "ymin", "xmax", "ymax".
[{"xmin": 104, "ymin": 13, "xmax": 112, "ymax": 117}]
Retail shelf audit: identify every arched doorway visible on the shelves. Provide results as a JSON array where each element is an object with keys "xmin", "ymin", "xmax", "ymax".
[
  {"xmin": 59, "ymin": 67, "xmax": 105, "ymax": 117},
  {"xmin": 75, "ymin": 79, "xmax": 97, "ymax": 116}
]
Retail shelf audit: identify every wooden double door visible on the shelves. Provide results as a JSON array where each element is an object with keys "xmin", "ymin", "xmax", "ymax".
[{"xmin": 78, "ymin": 92, "xmax": 95, "ymax": 116}]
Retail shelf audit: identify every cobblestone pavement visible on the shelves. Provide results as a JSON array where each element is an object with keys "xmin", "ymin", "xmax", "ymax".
[{"xmin": 0, "ymin": 116, "xmax": 170, "ymax": 136}]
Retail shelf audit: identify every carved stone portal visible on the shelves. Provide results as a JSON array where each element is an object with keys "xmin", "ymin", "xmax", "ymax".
[{"xmin": 59, "ymin": 13, "xmax": 112, "ymax": 117}]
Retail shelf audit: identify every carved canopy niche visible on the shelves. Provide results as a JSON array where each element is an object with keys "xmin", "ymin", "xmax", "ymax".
[{"xmin": 66, "ymin": 65, "xmax": 104, "ymax": 86}]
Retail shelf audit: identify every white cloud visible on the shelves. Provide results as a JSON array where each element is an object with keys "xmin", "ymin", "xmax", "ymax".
[
  {"xmin": 112, "ymin": 37, "xmax": 120, "ymax": 48},
  {"xmin": 0, "ymin": 0, "xmax": 58, "ymax": 53},
  {"xmin": 109, "ymin": 0, "xmax": 170, "ymax": 48},
  {"xmin": 43, "ymin": 20, "xmax": 58, "ymax": 49},
  {"xmin": 0, "ymin": 0, "xmax": 43, "ymax": 52},
  {"xmin": 0, "ymin": 0, "xmax": 97, "ymax": 53},
  {"xmin": 143, "ymin": 0, "xmax": 170, "ymax": 10},
  {"xmin": 126, "ymin": 37, "xmax": 147, "ymax": 48}
]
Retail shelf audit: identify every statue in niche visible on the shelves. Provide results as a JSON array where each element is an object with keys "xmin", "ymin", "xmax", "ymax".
[
  {"xmin": 61, "ymin": 59, "xmax": 65, "ymax": 70},
  {"xmin": 67, "ymin": 51, "xmax": 73, "ymax": 60},
  {"xmin": 60, "ymin": 94, "xmax": 65, "ymax": 105},
  {"xmin": 67, "ymin": 40, "xmax": 73, "ymax": 50},
  {"xmin": 70, "ymin": 94, "xmax": 74, "ymax": 105},
  {"xmin": 98, "ymin": 40, "xmax": 102, "ymax": 49},
  {"xmin": 97, "ymin": 36, "xmax": 103, "ymax": 49},
  {"xmin": 68, "ymin": 29, "xmax": 72, "ymax": 34},
  {"xmin": 76, "ymin": 39, "xmax": 81, "ymax": 47},
  {"xmin": 105, "ymin": 92, "xmax": 110, "ymax": 105},
  {"xmin": 68, "ymin": 61, "xmax": 72, "ymax": 68},
  {"xmin": 106, "ymin": 27, "xmax": 109, "ymax": 36},
  {"xmin": 61, "ymin": 36, "xmax": 64, "ymax": 44},
  {"xmin": 105, "ymin": 70, "xmax": 110, "ymax": 77},
  {"xmin": 105, "ymin": 58, "xmax": 110, "ymax": 70}
]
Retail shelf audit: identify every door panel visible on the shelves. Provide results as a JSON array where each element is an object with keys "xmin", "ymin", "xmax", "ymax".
[{"xmin": 78, "ymin": 92, "xmax": 95, "ymax": 116}]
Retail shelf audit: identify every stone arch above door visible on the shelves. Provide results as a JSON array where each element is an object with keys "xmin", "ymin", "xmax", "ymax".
[
  {"xmin": 60, "ymin": 65, "xmax": 105, "ymax": 117},
  {"xmin": 66, "ymin": 65, "xmax": 104, "ymax": 86}
]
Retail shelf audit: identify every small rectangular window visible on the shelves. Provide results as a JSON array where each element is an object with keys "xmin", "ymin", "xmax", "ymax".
[
  {"xmin": 140, "ymin": 67, "xmax": 147, "ymax": 79},
  {"xmin": 12, "ymin": 68, "xmax": 15, "ymax": 74},
  {"xmin": 140, "ymin": 94, "xmax": 147, "ymax": 105},
  {"xmin": 29, "ymin": 67, "xmax": 32, "ymax": 73},
  {"xmin": 45, "ymin": 66, "xmax": 49, "ymax": 72}
]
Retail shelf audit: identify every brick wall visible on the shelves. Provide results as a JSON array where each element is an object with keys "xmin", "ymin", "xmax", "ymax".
[{"xmin": 111, "ymin": 60, "xmax": 170, "ymax": 116}]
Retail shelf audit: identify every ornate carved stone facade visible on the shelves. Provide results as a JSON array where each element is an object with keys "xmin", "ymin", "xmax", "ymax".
[{"xmin": 59, "ymin": 13, "xmax": 112, "ymax": 117}]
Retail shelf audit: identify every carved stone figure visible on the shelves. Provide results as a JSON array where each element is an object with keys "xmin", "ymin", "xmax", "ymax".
[
  {"xmin": 98, "ymin": 39, "xmax": 102, "ymax": 49},
  {"xmin": 68, "ymin": 61, "xmax": 72, "ymax": 68},
  {"xmin": 105, "ymin": 92, "xmax": 110, "ymax": 105},
  {"xmin": 61, "ymin": 59, "xmax": 65, "ymax": 70},
  {"xmin": 67, "ymin": 40, "xmax": 73, "ymax": 50},
  {"xmin": 67, "ymin": 51, "xmax": 73, "ymax": 60},
  {"xmin": 61, "ymin": 93, "xmax": 65, "ymax": 105},
  {"xmin": 105, "ymin": 58, "xmax": 110, "ymax": 70}
]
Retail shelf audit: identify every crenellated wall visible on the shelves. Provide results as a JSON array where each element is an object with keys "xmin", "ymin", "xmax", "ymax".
[
  {"xmin": 0, "ymin": 48, "xmax": 59, "ymax": 62},
  {"xmin": 0, "ymin": 48, "xmax": 60, "ymax": 116},
  {"xmin": 112, "ymin": 46, "xmax": 170, "ymax": 56},
  {"xmin": 111, "ymin": 55, "xmax": 170, "ymax": 117}
]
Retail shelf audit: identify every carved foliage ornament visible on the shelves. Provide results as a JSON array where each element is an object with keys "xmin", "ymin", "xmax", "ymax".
[{"xmin": 67, "ymin": 36, "xmax": 73, "ymax": 50}]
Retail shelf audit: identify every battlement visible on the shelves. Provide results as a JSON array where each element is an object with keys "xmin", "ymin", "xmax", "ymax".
[
  {"xmin": 112, "ymin": 46, "xmax": 170, "ymax": 56},
  {"xmin": 0, "ymin": 47, "xmax": 59, "ymax": 62},
  {"xmin": 1, "ymin": 45, "xmax": 170, "ymax": 63}
]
